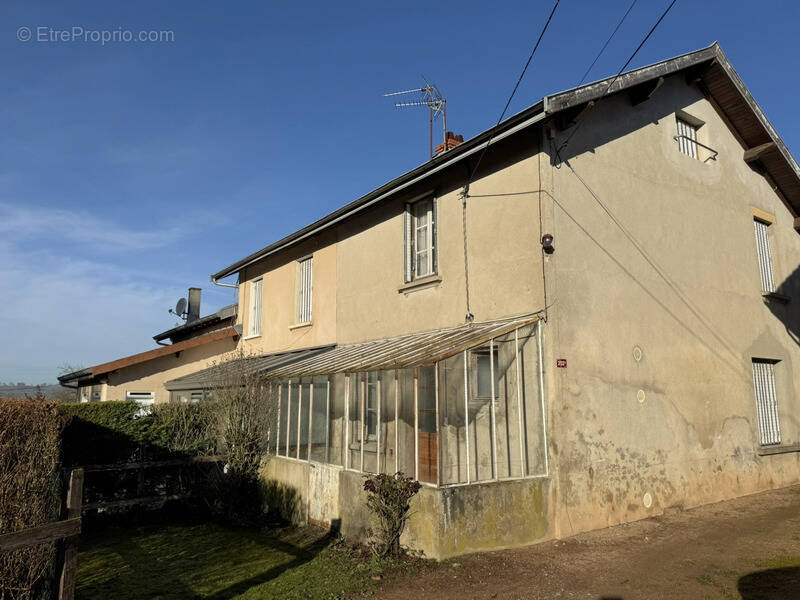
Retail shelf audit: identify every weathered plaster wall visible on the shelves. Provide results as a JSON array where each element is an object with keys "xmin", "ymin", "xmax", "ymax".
[
  {"xmin": 542, "ymin": 73, "xmax": 800, "ymax": 537},
  {"xmin": 262, "ymin": 456, "xmax": 550, "ymax": 559}
]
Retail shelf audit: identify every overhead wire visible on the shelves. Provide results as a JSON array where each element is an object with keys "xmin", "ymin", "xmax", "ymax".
[
  {"xmin": 577, "ymin": 0, "xmax": 639, "ymax": 86},
  {"xmin": 556, "ymin": 0, "xmax": 679, "ymax": 158}
]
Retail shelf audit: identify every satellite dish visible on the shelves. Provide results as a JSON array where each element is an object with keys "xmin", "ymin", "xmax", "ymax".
[{"xmin": 175, "ymin": 298, "xmax": 187, "ymax": 316}]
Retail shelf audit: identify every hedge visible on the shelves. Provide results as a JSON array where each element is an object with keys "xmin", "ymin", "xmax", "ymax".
[
  {"xmin": 59, "ymin": 401, "xmax": 218, "ymax": 467},
  {"xmin": 0, "ymin": 398, "xmax": 62, "ymax": 599}
]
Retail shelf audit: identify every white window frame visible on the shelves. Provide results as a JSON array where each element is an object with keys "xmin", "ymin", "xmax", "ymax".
[
  {"xmin": 753, "ymin": 218, "xmax": 776, "ymax": 293},
  {"xmin": 404, "ymin": 198, "xmax": 437, "ymax": 282},
  {"xmin": 676, "ymin": 116, "xmax": 699, "ymax": 159},
  {"xmin": 296, "ymin": 257, "xmax": 313, "ymax": 325},
  {"xmin": 248, "ymin": 278, "xmax": 263, "ymax": 337}
]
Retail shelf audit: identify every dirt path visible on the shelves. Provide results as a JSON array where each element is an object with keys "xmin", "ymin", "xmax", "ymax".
[{"xmin": 376, "ymin": 485, "xmax": 800, "ymax": 599}]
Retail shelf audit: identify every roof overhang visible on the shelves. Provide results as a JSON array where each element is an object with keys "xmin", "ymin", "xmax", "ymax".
[
  {"xmin": 211, "ymin": 42, "xmax": 800, "ymax": 282},
  {"xmin": 59, "ymin": 326, "xmax": 241, "ymax": 387}
]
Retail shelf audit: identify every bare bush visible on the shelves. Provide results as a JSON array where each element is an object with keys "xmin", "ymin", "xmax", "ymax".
[
  {"xmin": 0, "ymin": 399, "xmax": 62, "ymax": 599},
  {"xmin": 201, "ymin": 350, "xmax": 278, "ymax": 524},
  {"xmin": 363, "ymin": 472, "xmax": 421, "ymax": 557}
]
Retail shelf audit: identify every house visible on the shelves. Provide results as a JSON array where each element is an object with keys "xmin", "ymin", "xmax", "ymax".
[
  {"xmin": 79, "ymin": 41, "xmax": 800, "ymax": 559},
  {"xmin": 58, "ymin": 289, "xmax": 240, "ymax": 405}
]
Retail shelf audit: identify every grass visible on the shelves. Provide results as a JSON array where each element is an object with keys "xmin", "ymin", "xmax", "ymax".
[{"xmin": 76, "ymin": 521, "xmax": 411, "ymax": 599}]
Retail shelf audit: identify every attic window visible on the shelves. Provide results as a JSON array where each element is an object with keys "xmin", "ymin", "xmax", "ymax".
[{"xmin": 676, "ymin": 115, "xmax": 700, "ymax": 159}]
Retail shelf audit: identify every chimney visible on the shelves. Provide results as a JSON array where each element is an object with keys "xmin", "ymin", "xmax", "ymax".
[
  {"xmin": 435, "ymin": 131, "xmax": 464, "ymax": 156},
  {"xmin": 187, "ymin": 288, "xmax": 201, "ymax": 323}
]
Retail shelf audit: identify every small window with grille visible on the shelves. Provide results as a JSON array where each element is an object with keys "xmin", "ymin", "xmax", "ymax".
[
  {"xmin": 752, "ymin": 359, "xmax": 781, "ymax": 446},
  {"xmin": 753, "ymin": 218, "xmax": 776, "ymax": 293},
  {"xmin": 676, "ymin": 117, "xmax": 699, "ymax": 159}
]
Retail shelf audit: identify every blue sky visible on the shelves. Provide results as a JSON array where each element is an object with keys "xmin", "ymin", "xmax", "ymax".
[{"xmin": 1, "ymin": 1, "xmax": 798, "ymax": 383}]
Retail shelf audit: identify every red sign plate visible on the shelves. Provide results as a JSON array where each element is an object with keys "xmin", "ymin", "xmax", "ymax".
[{"xmin": 556, "ymin": 359, "xmax": 567, "ymax": 368}]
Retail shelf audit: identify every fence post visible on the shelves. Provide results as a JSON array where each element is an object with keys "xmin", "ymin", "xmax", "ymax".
[{"xmin": 58, "ymin": 468, "xmax": 84, "ymax": 600}]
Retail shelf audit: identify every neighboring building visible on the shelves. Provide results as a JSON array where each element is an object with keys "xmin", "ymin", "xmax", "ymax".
[
  {"xmin": 74, "ymin": 42, "xmax": 800, "ymax": 558},
  {"xmin": 59, "ymin": 290, "xmax": 240, "ymax": 406}
]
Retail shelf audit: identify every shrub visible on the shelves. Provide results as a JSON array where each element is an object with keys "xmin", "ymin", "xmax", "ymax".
[
  {"xmin": 362, "ymin": 472, "xmax": 421, "ymax": 557},
  {"xmin": 0, "ymin": 399, "xmax": 62, "ymax": 599}
]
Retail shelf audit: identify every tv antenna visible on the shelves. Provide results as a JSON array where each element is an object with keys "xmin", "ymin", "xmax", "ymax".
[
  {"xmin": 384, "ymin": 78, "xmax": 447, "ymax": 159},
  {"xmin": 169, "ymin": 297, "xmax": 187, "ymax": 321}
]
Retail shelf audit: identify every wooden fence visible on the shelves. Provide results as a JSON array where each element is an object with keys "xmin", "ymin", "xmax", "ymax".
[
  {"xmin": 0, "ymin": 468, "xmax": 84, "ymax": 600},
  {"xmin": 0, "ymin": 455, "xmax": 226, "ymax": 599}
]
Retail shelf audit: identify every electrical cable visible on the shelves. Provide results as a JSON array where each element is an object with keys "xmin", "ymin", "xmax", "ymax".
[
  {"xmin": 466, "ymin": 0, "xmax": 561, "ymax": 189},
  {"xmin": 556, "ymin": 0, "xmax": 679, "ymax": 157},
  {"xmin": 577, "ymin": 0, "xmax": 638, "ymax": 86}
]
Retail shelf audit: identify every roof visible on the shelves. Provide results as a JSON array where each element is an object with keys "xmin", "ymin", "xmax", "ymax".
[
  {"xmin": 167, "ymin": 314, "xmax": 540, "ymax": 390},
  {"xmin": 58, "ymin": 326, "xmax": 240, "ymax": 385},
  {"xmin": 211, "ymin": 42, "xmax": 800, "ymax": 282},
  {"xmin": 164, "ymin": 345, "xmax": 335, "ymax": 391},
  {"xmin": 153, "ymin": 304, "xmax": 237, "ymax": 342}
]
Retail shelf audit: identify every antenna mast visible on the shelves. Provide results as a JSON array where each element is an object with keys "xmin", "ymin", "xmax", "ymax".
[{"xmin": 384, "ymin": 79, "xmax": 447, "ymax": 159}]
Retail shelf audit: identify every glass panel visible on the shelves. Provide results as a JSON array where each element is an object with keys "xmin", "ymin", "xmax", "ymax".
[
  {"xmin": 418, "ymin": 366, "xmax": 437, "ymax": 484},
  {"xmin": 518, "ymin": 324, "xmax": 545, "ymax": 475},
  {"xmin": 396, "ymin": 368, "xmax": 416, "ymax": 478},
  {"xmin": 278, "ymin": 381, "xmax": 290, "ymax": 457},
  {"xmin": 347, "ymin": 374, "xmax": 361, "ymax": 469},
  {"xmin": 379, "ymin": 370, "xmax": 396, "ymax": 474},
  {"xmin": 327, "ymin": 373, "xmax": 345, "ymax": 466},
  {"xmin": 288, "ymin": 381, "xmax": 300, "ymax": 457},
  {"xmin": 310, "ymin": 376, "xmax": 328, "ymax": 462},
  {"xmin": 494, "ymin": 334, "xmax": 517, "ymax": 478},
  {"xmin": 468, "ymin": 351, "xmax": 492, "ymax": 482},
  {"xmin": 438, "ymin": 353, "xmax": 466, "ymax": 484},
  {"xmin": 298, "ymin": 379, "xmax": 310, "ymax": 460}
]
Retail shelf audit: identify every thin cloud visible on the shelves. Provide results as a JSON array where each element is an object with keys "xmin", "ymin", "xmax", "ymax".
[{"xmin": 0, "ymin": 203, "xmax": 184, "ymax": 252}]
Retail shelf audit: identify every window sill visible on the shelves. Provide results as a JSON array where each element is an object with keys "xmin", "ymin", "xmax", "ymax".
[
  {"xmin": 398, "ymin": 275, "xmax": 442, "ymax": 294},
  {"xmin": 289, "ymin": 321, "xmax": 313, "ymax": 331},
  {"xmin": 762, "ymin": 291, "xmax": 790, "ymax": 304},
  {"xmin": 758, "ymin": 443, "xmax": 800, "ymax": 456},
  {"xmin": 242, "ymin": 334, "xmax": 261, "ymax": 340}
]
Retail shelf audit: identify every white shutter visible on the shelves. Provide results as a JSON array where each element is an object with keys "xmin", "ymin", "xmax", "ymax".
[
  {"xmin": 298, "ymin": 257, "xmax": 313, "ymax": 323},
  {"xmin": 249, "ymin": 279, "xmax": 263, "ymax": 337},
  {"xmin": 404, "ymin": 204, "xmax": 413, "ymax": 282},
  {"xmin": 431, "ymin": 197, "xmax": 438, "ymax": 275},
  {"xmin": 753, "ymin": 220, "xmax": 775, "ymax": 293},
  {"xmin": 752, "ymin": 360, "xmax": 781, "ymax": 445}
]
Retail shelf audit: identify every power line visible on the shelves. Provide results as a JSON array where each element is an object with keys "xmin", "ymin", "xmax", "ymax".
[
  {"xmin": 578, "ymin": 0, "xmax": 638, "ymax": 86},
  {"xmin": 557, "ymin": 0, "xmax": 679, "ymax": 157},
  {"xmin": 466, "ymin": 0, "xmax": 561, "ymax": 188}
]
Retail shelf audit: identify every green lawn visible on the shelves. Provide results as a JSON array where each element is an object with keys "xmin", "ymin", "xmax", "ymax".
[{"xmin": 76, "ymin": 522, "xmax": 401, "ymax": 599}]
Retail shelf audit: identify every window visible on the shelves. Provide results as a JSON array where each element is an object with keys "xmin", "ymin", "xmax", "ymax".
[
  {"xmin": 752, "ymin": 359, "xmax": 781, "ymax": 446},
  {"xmin": 753, "ymin": 219, "xmax": 776, "ymax": 293},
  {"xmin": 471, "ymin": 346, "xmax": 498, "ymax": 399},
  {"xmin": 676, "ymin": 117, "xmax": 699, "ymax": 159},
  {"xmin": 365, "ymin": 371, "xmax": 378, "ymax": 440},
  {"xmin": 404, "ymin": 198, "xmax": 437, "ymax": 281},
  {"xmin": 91, "ymin": 390, "xmax": 101, "ymax": 402},
  {"xmin": 296, "ymin": 257, "xmax": 313, "ymax": 324},
  {"xmin": 248, "ymin": 278, "xmax": 263, "ymax": 337},
  {"xmin": 126, "ymin": 391, "xmax": 155, "ymax": 405}
]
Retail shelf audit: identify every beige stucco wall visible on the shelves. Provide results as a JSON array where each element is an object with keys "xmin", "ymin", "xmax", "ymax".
[
  {"xmin": 100, "ymin": 337, "xmax": 238, "ymax": 404},
  {"xmin": 237, "ymin": 232, "xmax": 337, "ymax": 355},
  {"xmin": 541, "ymin": 73, "xmax": 800, "ymax": 538}
]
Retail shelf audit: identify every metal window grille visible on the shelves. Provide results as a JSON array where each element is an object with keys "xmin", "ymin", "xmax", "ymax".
[
  {"xmin": 752, "ymin": 360, "xmax": 781, "ymax": 445},
  {"xmin": 249, "ymin": 279, "xmax": 262, "ymax": 336},
  {"xmin": 676, "ymin": 118, "xmax": 698, "ymax": 159},
  {"xmin": 298, "ymin": 257, "xmax": 313, "ymax": 323},
  {"xmin": 189, "ymin": 391, "xmax": 204, "ymax": 403},
  {"xmin": 753, "ymin": 219, "xmax": 776, "ymax": 293}
]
